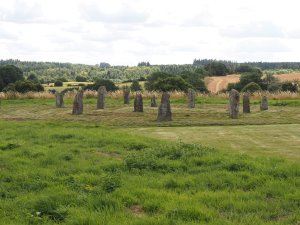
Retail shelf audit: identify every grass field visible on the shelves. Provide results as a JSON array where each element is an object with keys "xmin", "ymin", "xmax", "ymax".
[{"xmin": 0, "ymin": 94, "xmax": 299, "ymax": 224}]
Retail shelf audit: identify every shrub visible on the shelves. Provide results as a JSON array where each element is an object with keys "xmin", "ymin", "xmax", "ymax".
[
  {"xmin": 204, "ymin": 61, "xmax": 229, "ymax": 76},
  {"xmin": 241, "ymin": 82, "xmax": 262, "ymax": 93},
  {"xmin": 75, "ymin": 76, "xmax": 87, "ymax": 82},
  {"xmin": 0, "ymin": 65, "xmax": 24, "ymax": 91},
  {"xmin": 180, "ymin": 71, "xmax": 208, "ymax": 92},
  {"xmin": 281, "ymin": 82, "xmax": 298, "ymax": 92},
  {"xmin": 130, "ymin": 80, "xmax": 142, "ymax": 92},
  {"xmin": 13, "ymin": 80, "xmax": 44, "ymax": 93},
  {"xmin": 267, "ymin": 83, "xmax": 281, "ymax": 92},
  {"xmin": 153, "ymin": 77, "xmax": 192, "ymax": 92},
  {"xmin": 54, "ymin": 80, "xmax": 63, "ymax": 87},
  {"xmin": 84, "ymin": 79, "xmax": 118, "ymax": 92}
]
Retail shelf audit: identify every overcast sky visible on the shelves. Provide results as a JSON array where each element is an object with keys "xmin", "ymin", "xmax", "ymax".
[{"xmin": 0, "ymin": 0, "xmax": 300, "ymax": 66}]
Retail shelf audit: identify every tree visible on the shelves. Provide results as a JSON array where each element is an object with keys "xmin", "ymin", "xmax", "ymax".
[
  {"xmin": 13, "ymin": 80, "xmax": 44, "ymax": 93},
  {"xmin": 27, "ymin": 72, "xmax": 38, "ymax": 82},
  {"xmin": 180, "ymin": 71, "xmax": 208, "ymax": 92},
  {"xmin": 153, "ymin": 77, "xmax": 192, "ymax": 92},
  {"xmin": 54, "ymin": 80, "xmax": 63, "ymax": 87},
  {"xmin": 84, "ymin": 79, "xmax": 119, "ymax": 92},
  {"xmin": 204, "ymin": 62, "xmax": 229, "ymax": 76},
  {"xmin": 241, "ymin": 82, "xmax": 262, "ymax": 93},
  {"xmin": 99, "ymin": 62, "xmax": 111, "ymax": 68},
  {"xmin": 0, "ymin": 65, "xmax": 24, "ymax": 91},
  {"xmin": 239, "ymin": 69, "xmax": 263, "ymax": 87},
  {"xmin": 138, "ymin": 61, "xmax": 150, "ymax": 67},
  {"xmin": 130, "ymin": 80, "xmax": 142, "ymax": 92},
  {"xmin": 75, "ymin": 76, "xmax": 87, "ymax": 82},
  {"xmin": 144, "ymin": 72, "xmax": 172, "ymax": 91},
  {"xmin": 281, "ymin": 82, "xmax": 298, "ymax": 92}
]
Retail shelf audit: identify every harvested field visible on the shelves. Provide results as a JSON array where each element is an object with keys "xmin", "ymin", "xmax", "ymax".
[{"xmin": 206, "ymin": 73, "xmax": 300, "ymax": 93}]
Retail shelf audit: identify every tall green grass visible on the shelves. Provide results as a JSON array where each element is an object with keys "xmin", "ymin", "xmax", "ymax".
[{"xmin": 0, "ymin": 121, "xmax": 299, "ymax": 224}]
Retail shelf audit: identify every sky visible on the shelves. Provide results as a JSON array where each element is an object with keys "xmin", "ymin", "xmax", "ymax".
[{"xmin": 0, "ymin": 0, "xmax": 300, "ymax": 66}]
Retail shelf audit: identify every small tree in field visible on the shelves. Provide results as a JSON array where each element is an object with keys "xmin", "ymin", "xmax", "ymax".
[{"xmin": 130, "ymin": 80, "xmax": 142, "ymax": 92}]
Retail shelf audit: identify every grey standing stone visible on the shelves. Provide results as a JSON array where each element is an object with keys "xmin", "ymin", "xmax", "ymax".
[
  {"xmin": 72, "ymin": 90, "xmax": 84, "ymax": 115},
  {"xmin": 150, "ymin": 94, "xmax": 157, "ymax": 107},
  {"xmin": 187, "ymin": 88, "xmax": 196, "ymax": 108},
  {"xmin": 229, "ymin": 89, "xmax": 240, "ymax": 119},
  {"xmin": 55, "ymin": 92, "xmax": 65, "ymax": 108},
  {"xmin": 97, "ymin": 86, "xmax": 107, "ymax": 109},
  {"xmin": 134, "ymin": 93, "xmax": 143, "ymax": 112},
  {"xmin": 123, "ymin": 87, "xmax": 130, "ymax": 104},
  {"xmin": 243, "ymin": 93, "xmax": 250, "ymax": 113},
  {"xmin": 260, "ymin": 96, "xmax": 268, "ymax": 110},
  {"xmin": 157, "ymin": 92, "xmax": 172, "ymax": 121}
]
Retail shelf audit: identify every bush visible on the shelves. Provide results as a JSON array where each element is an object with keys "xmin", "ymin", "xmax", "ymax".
[
  {"xmin": 267, "ymin": 83, "xmax": 281, "ymax": 92},
  {"xmin": 13, "ymin": 80, "xmax": 44, "ymax": 93},
  {"xmin": 75, "ymin": 76, "xmax": 87, "ymax": 82},
  {"xmin": 0, "ymin": 65, "xmax": 24, "ymax": 91},
  {"xmin": 153, "ymin": 77, "xmax": 192, "ymax": 92},
  {"xmin": 281, "ymin": 82, "xmax": 298, "ymax": 92},
  {"xmin": 130, "ymin": 80, "xmax": 142, "ymax": 92},
  {"xmin": 84, "ymin": 79, "xmax": 118, "ymax": 92},
  {"xmin": 241, "ymin": 82, "xmax": 262, "ymax": 93},
  {"xmin": 144, "ymin": 72, "xmax": 172, "ymax": 91},
  {"xmin": 204, "ymin": 62, "xmax": 229, "ymax": 76},
  {"xmin": 180, "ymin": 71, "xmax": 208, "ymax": 92},
  {"xmin": 54, "ymin": 80, "xmax": 63, "ymax": 87}
]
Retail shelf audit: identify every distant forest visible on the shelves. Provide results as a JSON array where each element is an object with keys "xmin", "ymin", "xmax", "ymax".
[{"xmin": 1, "ymin": 59, "xmax": 300, "ymax": 83}]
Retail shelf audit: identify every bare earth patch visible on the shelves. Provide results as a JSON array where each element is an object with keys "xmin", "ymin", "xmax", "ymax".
[{"xmin": 130, "ymin": 205, "xmax": 145, "ymax": 217}]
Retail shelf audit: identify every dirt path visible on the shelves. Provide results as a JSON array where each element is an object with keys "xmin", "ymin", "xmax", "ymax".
[{"xmin": 205, "ymin": 74, "xmax": 240, "ymax": 93}]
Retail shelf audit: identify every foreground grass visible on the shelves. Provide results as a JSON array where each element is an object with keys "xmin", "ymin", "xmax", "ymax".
[
  {"xmin": 0, "ymin": 121, "xmax": 299, "ymax": 225},
  {"xmin": 129, "ymin": 124, "xmax": 300, "ymax": 161}
]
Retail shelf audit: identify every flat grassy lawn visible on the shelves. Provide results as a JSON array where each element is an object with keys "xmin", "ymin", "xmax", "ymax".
[
  {"xmin": 0, "ymin": 121, "xmax": 299, "ymax": 225},
  {"xmin": 1, "ymin": 97, "xmax": 300, "ymax": 127},
  {"xmin": 129, "ymin": 124, "xmax": 300, "ymax": 161}
]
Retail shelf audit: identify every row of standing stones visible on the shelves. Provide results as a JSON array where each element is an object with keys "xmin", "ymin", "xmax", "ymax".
[
  {"xmin": 54, "ymin": 87, "xmax": 268, "ymax": 121},
  {"xmin": 229, "ymin": 89, "xmax": 268, "ymax": 119}
]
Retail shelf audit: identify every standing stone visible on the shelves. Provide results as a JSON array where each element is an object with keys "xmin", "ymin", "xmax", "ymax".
[
  {"xmin": 134, "ymin": 93, "xmax": 143, "ymax": 112},
  {"xmin": 150, "ymin": 94, "xmax": 157, "ymax": 107},
  {"xmin": 157, "ymin": 92, "xmax": 172, "ymax": 121},
  {"xmin": 97, "ymin": 86, "xmax": 107, "ymax": 109},
  {"xmin": 187, "ymin": 88, "xmax": 196, "ymax": 108},
  {"xmin": 123, "ymin": 87, "xmax": 130, "ymax": 104},
  {"xmin": 229, "ymin": 89, "xmax": 240, "ymax": 119},
  {"xmin": 55, "ymin": 92, "xmax": 65, "ymax": 108},
  {"xmin": 260, "ymin": 96, "xmax": 268, "ymax": 110},
  {"xmin": 243, "ymin": 93, "xmax": 250, "ymax": 113},
  {"xmin": 72, "ymin": 90, "xmax": 84, "ymax": 115}
]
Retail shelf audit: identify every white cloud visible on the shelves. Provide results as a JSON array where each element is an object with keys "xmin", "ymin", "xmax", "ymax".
[{"xmin": 0, "ymin": 0, "xmax": 300, "ymax": 65}]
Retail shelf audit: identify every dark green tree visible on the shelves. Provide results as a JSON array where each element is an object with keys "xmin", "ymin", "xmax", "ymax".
[
  {"xmin": 204, "ymin": 62, "xmax": 229, "ymax": 76},
  {"xmin": 130, "ymin": 80, "xmax": 142, "ymax": 92},
  {"xmin": 144, "ymin": 72, "xmax": 172, "ymax": 91},
  {"xmin": 281, "ymin": 82, "xmax": 298, "ymax": 92},
  {"xmin": 241, "ymin": 82, "xmax": 262, "ymax": 93},
  {"xmin": 54, "ymin": 80, "xmax": 63, "ymax": 87},
  {"xmin": 180, "ymin": 71, "xmax": 208, "ymax": 92},
  {"xmin": 153, "ymin": 77, "xmax": 192, "ymax": 92},
  {"xmin": 75, "ymin": 76, "xmax": 87, "ymax": 82},
  {"xmin": 84, "ymin": 79, "xmax": 119, "ymax": 92},
  {"xmin": 0, "ymin": 65, "xmax": 24, "ymax": 91},
  {"xmin": 13, "ymin": 80, "xmax": 44, "ymax": 93}
]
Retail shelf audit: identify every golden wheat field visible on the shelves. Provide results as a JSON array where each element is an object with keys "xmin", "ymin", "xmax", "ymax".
[{"xmin": 205, "ymin": 73, "xmax": 300, "ymax": 93}]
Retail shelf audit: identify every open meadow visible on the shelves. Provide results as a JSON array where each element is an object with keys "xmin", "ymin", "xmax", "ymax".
[{"xmin": 0, "ymin": 92, "xmax": 299, "ymax": 225}]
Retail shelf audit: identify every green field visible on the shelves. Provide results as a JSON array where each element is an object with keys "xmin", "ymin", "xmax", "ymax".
[{"xmin": 0, "ymin": 95, "xmax": 299, "ymax": 224}]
